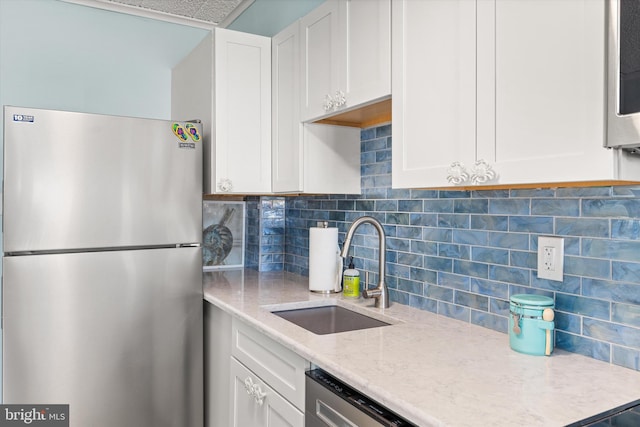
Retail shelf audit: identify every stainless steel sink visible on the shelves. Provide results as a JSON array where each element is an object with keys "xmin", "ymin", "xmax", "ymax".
[{"xmin": 272, "ymin": 305, "xmax": 390, "ymax": 335}]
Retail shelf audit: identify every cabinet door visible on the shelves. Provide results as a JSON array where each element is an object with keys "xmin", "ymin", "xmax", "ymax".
[
  {"xmin": 214, "ymin": 28, "xmax": 272, "ymax": 194},
  {"xmin": 272, "ymin": 21, "xmax": 303, "ymax": 193},
  {"xmin": 230, "ymin": 358, "xmax": 304, "ymax": 427},
  {"xmin": 339, "ymin": 0, "xmax": 391, "ymax": 109},
  {"xmin": 477, "ymin": 0, "xmax": 607, "ymax": 184},
  {"xmin": 392, "ymin": 0, "xmax": 477, "ymax": 189},
  {"xmin": 300, "ymin": 0, "xmax": 340, "ymax": 122}
]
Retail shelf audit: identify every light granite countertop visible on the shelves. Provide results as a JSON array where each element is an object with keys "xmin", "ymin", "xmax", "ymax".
[{"xmin": 203, "ymin": 268, "xmax": 640, "ymax": 427}]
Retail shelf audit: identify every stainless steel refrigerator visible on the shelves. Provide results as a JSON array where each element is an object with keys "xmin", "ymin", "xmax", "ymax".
[{"xmin": 2, "ymin": 106, "xmax": 203, "ymax": 426}]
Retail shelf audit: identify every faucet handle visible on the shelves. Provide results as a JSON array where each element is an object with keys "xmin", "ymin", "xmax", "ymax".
[
  {"xmin": 360, "ymin": 270, "xmax": 390, "ymax": 308},
  {"xmin": 363, "ymin": 271, "xmax": 369, "ymax": 290},
  {"xmin": 363, "ymin": 287, "xmax": 382, "ymax": 299},
  {"xmin": 362, "ymin": 271, "xmax": 381, "ymax": 299}
]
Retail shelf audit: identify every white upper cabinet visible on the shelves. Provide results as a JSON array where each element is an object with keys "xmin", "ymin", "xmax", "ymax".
[
  {"xmin": 214, "ymin": 29, "xmax": 272, "ymax": 194},
  {"xmin": 392, "ymin": 0, "xmax": 477, "ymax": 189},
  {"xmin": 172, "ymin": 28, "xmax": 271, "ymax": 195},
  {"xmin": 272, "ymin": 19, "xmax": 361, "ymax": 195},
  {"xmin": 300, "ymin": 0, "xmax": 341, "ymax": 121},
  {"xmin": 301, "ymin": 0, "xmax": 391, "ymax": 122},
  {"xmin": 393, "ymin": 0, "xmax": 639, "ymax": 189},
  {"xmin": 479, "ymin": 0, "xmax": 608, "ymax": 185},
  {"xmin": 338, "ymin": 0, "xmax": 391, "ymax": 111},
  {"xmin": 272, "ymin": 21, "xmax": 303, "ymax": 193}
]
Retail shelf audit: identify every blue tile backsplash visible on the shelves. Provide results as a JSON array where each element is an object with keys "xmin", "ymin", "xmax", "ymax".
[
  {"xmin": 247, "ymin": 123, "xmax": 640, "ymax": 371},
  {"xmin": 245, "ymin": 197, "xmax": 286, "ymax": 272}
]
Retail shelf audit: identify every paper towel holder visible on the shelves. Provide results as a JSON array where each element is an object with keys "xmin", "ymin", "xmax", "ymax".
[{"xmin": 309, "ymin": 222, "xmax": 343, "ymax": 294}]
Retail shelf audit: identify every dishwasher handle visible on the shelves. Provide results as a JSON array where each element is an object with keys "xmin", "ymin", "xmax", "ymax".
[{"xmin": 315, "ymin": 398, "xmax": 359, "ymax": 427}]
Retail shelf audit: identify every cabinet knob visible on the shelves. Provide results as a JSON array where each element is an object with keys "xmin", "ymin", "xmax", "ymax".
[
  {"xmin": 446, "ymin": 161, "xmax": 470, "ymax": 185},
  {"xmin": 323, "ymin": 94, "xmax": 335, "ymax": 112},
  {"xmin": 470, "ymin": 159, "xmax": 497, "ymax": 185},
  {"xmin": 243, "ymin": 377, "xmax": 254, "ymax": 395},
  {"xmin": 323, "ymin": 91, "xmax": 347, "ymax": 112},
  {"xmin": 252, "ymin": 384, "xmax": 267, "ymax": 406},
  {"xmin": 333, "ymin": 90, "xmax": 346, "ymax": 108},
  {"xmin": 243, "ymin": 376, "xmax": 267, "ymax": 405},
  {"xmin": 217, "ymin": 178, "xmax": 233, "ymax": 192},
  {"xmin": 447, "ymin": 160, "xmax": 497, "ymax": 185}
]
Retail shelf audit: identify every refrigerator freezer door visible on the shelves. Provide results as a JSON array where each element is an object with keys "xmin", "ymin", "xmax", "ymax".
[
  {"xmin": 3, "ymin": 106, "xmax": 202, "ymax": 253},
  {"xmin": 2, "ymin": 247, "xmax": 203, "ymax": 427}
]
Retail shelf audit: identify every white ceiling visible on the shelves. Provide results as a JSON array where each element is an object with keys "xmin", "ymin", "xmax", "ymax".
[{"xmin": 102, "ymin": 0, "xmax": 247, "ymax": 25}]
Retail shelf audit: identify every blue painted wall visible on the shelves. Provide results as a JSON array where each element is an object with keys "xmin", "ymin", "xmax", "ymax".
[
  {"xmin": 251, "ymin": 123, "xmax": 640, "ymax": 371},
  {"xmin": 0, "ymin": 0, "xmax": 208, "ymax": 400},
  {"xmin": 0, "ymin": 0, "xmax": 208, "ymax": 119},
  {"xmin": 228, "ymin": 0, "xmax": 325, "ymax": 36}
]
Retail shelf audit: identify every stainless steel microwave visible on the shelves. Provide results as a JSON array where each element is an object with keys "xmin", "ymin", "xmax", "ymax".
[{"xmin": 607, "ymin": 0, "xmax": 640, "ymax": 150}]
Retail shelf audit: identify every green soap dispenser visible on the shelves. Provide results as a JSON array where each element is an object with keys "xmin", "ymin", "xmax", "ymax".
[{"xmin": 342, "ymin": 256, "xmax": 360, "ymax": 298}]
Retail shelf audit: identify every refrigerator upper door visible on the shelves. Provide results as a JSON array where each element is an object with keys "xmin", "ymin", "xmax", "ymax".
[
  {"xmin": 3, "ymin": 247, "xmax": 203, "ymax": 427},
  {"xmin": 3, "ymin": 106, "xmax": 203, "ymax": 253}
]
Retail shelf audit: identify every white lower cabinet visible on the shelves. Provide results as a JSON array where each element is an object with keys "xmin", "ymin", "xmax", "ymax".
[
  {"xmin": 205, "ymin": 303, "xmax": 232, "ymax": 427},
  {"xmin": 205, "ymin": 304, "xmax": 308, "ymax": 426},
  {"xmin": 231, "ymin": 318, "xmax": 308, "ymax": 411},
  {"xmin": 230, "ymin": 318, "xmax": 308, "ymax": 427},
  {"xmin": 230, "ymin": 358, "xmax": 304, "ymax": 427}
]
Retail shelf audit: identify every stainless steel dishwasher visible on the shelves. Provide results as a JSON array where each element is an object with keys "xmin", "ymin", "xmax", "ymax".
[{"xmin": 305, "ymin": 368, "xmax": 417, "ymax": 427}]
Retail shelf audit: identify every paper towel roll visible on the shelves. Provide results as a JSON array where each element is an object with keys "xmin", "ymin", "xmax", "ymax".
[{"xmin": 309, "ymin": 226, "xmax": 341, "ymax": 293}]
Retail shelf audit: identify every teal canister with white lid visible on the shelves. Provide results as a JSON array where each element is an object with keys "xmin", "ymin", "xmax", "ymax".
[{"xmin": 509, "ymin": 294, "xmax": 555, "ymax": 356}]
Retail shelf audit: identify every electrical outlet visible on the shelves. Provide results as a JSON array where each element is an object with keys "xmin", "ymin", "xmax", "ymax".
[
  {"xmin": 542, "ymin": 246, "xmax": 556, "ymax": 270},
  {"xmin": 537, "ymin": 236, "xmax": 564, "ymax": 281}
]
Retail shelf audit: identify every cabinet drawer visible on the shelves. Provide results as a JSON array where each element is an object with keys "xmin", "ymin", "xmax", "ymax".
[{"xmin": 232, "ymin": 318, "xmax": 308, "ymax": 411}]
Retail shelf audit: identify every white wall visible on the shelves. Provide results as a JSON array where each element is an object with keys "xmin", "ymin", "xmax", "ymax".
[{"xmin": 0, "ymin": 0, "xmax": 209, "ymax": 400}]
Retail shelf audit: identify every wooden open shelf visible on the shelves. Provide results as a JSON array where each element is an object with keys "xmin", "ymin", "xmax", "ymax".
[{"xmin": 314, "ymin": 98, "xmax": 391, "ymax": 128}]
